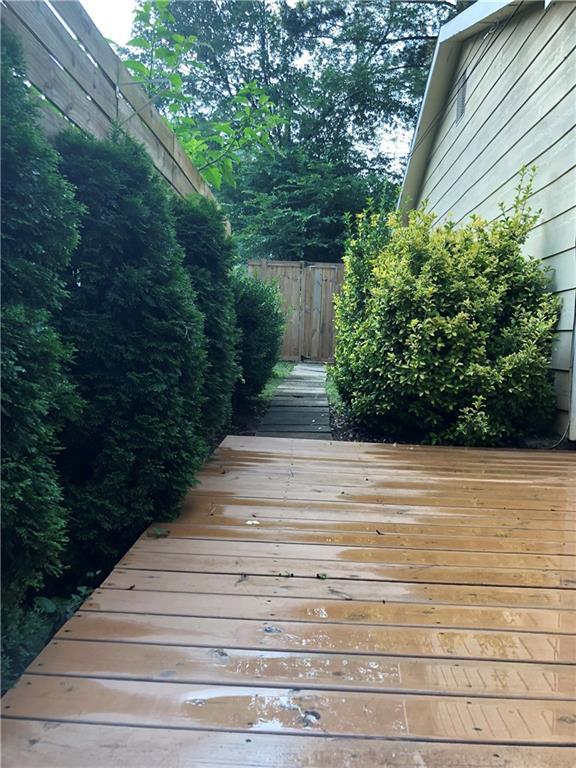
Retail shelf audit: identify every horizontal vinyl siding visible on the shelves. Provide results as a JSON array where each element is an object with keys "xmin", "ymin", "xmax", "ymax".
[{"xmin": 417, "ymin": 2, "xmax": 576, "ymax": 432}]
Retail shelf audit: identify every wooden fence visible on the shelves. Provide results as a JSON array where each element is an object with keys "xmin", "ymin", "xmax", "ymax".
[
  {"xmin": 248, "ymin": 261, "xmax": 344, "ymax": 362},
  {"xmin": 3, "ymin": 0, "xmax": 214, "ymax": 202}
]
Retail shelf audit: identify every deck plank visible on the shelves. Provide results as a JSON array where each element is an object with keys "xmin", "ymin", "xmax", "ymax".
[
  {"xmin": 82, "ymin": 588, "xmax": 576, "ymax": 634},
  {"xmin": 2, "ymin": 435, "xmax": 575, "ymax": 766},
  {"xmin": 119, "ymin": 550, "xmax": 574, "ymax": 588},
  {"xmin": 25, "ymin": 640, "xmax": 576, "ymax": 699},
  {"xmin": 4, "ymin": 675, "xmax": 576, "ymax": 743},
  {"xmin": 56, "ymin": 612, "xmax": 576, "ymax": 664},
  {"xmin": 103, "ymin": 569, "xmax": 576, "ymax": 610},
  {"xmin": 129, "ymin": 536, "xmax": 575, "ymax": 571},
  {"xmin": 4, "ymin": 721, "xmax": 575, "ymax": 768},
  {"xmin": 142, "ymin": 522, "xmax": 576, "ymax": 555}
]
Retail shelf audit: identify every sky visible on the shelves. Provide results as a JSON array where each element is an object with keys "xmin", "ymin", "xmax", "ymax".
[{"xmin": 80, "ymin": 0, "xmax": 137, "ymax": 46}]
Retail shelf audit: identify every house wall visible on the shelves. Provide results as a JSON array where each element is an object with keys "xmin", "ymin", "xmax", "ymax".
[{"xmin": 415, "ymin": 1, "xmax": 576, "ymax": 436}]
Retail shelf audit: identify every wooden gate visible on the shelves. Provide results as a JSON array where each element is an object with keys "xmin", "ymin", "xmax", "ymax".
[{"xmin": 247, "ymin": 261, "xmax": 344, "ymax": 362}]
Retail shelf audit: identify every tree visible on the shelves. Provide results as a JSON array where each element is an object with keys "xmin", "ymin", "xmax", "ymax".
[
  {"xmin": 123, "ymin": 0, "xmax": 282, "ymax": 188},
  {"xmin": 56, "ymin": 129, "xmax": 207, "ymax": 567},
  {"xmin": 172, "ymin": 194, "xmax": 239, "ymax": 443},
  {"xmin": 126, "ymin": 0, "xmax": 457, "ymax": 261},
  {"xmin": 226, "ymin": 147, "xmax": 398, "ymax": 262},
  {"xmin": 167, "ymin": 0, "xmax": 455, "ymax": 260},
  {"xmin": 233, "ymin": 271, "xmax": 284, "ymax": 407},
  {"xmin": 165, "ymin": 0, "xmax": 457, "ymax": 167},
  {"xmin": 1, "ymin": 29, "xmax": 82, "ymax": 683}
]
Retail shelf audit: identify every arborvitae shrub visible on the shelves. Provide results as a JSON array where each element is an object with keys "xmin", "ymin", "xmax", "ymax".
[
  {"xmin": 172, "ymin": 195, "xmax": 239, "ymax": 445},
  {"xmin": 233, "ymin": 271, "xmax": 284, "ymax": 407},
  {"xmin": 56, "ymin": 130, "xmax": 206, "ymax": 566},
  {"xmin": 1, "ymin": 29, "xmax": 82, "ymax": 683},
  {"xmin": 334, "ymin": 175, "xmax": 560, "ymax": 445}
]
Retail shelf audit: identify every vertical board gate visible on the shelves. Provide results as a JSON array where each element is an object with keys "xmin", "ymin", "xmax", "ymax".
[{"xmin": 248, "ymin": 261, "xmax": 344, "ymax": 362}]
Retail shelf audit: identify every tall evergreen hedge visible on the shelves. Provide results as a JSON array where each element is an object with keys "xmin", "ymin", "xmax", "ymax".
[
  {"xmin": 172, "ymin": 195, "xmax": 239, "ymax": 444},
  {"xmin": 55, "ymin": 130, "xmax": 207, "ymax": 566},
  {"xmin": 233, "ymin": 271, "xmax": 284, "ymax": 406},
  {"xmin": 1, "ymin": 30, "xmax": 82, "ymax": 680}
]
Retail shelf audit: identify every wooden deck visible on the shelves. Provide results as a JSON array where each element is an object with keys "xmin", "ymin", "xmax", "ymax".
[{"xmin": 2, "ymin": 436, "xmax": 576, "ymax": 767}]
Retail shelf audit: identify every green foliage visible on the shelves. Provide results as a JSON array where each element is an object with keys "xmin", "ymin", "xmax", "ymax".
[
  {"xmin": 55, "ymin": 129, "xmax": 207, "ymax": 566},
  {"xmin": 0, "ymin": 29, "xmax": 82, "ymax": 684},
  {"xmin": 333, "ymin": 204, "xmax": 391, "ymax": 402},
  {"xmin": 165, "ymin": 0, "xmax": 454, "ymax": 165},
  {"xmin": 334, "ymin": 172, "xmax": 560, "ymax": 445},
  {"xmin": 172, "ymin": 194, "xmax": 239, "ymax": 444},
  {"xmin": 226, "ymin": 148, "xmax": 398, "ymax": 263},
  {"xmin": 126, "ymin": 0, "xmax": 453, "ymax": 257},
  {"xmin": 261, "ymin": 362, "xmax": 295, "ymax": 403},
  {"xmin": 123, "ymin": 0, "xmax": 282, "ymax": 188},
  {"xmin": 2, "ymin": 577, "xmax": 97, "ymax": 692},
  {"xmin": 233, "ymin": 271, "xmax": 285, "ymax": 407}
]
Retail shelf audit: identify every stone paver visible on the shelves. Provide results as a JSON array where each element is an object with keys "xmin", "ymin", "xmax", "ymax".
[{"xmin": 257, "ymin": 362, "xmax": 332, "ymax": 439}]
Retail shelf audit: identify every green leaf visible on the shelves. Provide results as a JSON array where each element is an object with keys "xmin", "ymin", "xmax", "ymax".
[
  {"xmin": 127, "ymin": 36, "xmax": 150, "ymax": 49},
  {"xmin": 34, "ymin": 597, "xmax": 57, "ymax": 615},
  {"xmin": 124, "ymin": 59, "xmax": 148, "ymax": 76}
]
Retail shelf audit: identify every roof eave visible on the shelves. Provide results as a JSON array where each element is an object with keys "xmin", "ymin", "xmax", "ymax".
[{"xmin": 397, "ymin": 0, "xmax": 527, "ymax": 212}]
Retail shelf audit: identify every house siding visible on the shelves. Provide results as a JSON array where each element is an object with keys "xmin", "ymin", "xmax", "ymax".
[{"xmin": 415, "ymin": 1, "xmax": 576, "ymax": 435}]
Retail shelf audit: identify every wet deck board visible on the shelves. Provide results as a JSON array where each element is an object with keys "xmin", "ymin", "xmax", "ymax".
[
  {"xmin": 2, "ymin": 435, "xmax": 575, "ymax": 766},
  {"xmin": 4, "ymin": 722, "xmax": 575, "ymax": 768}
]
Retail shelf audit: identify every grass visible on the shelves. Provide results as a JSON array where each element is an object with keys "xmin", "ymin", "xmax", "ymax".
[
  {"xmin": 325, "ymin": 364, "xmax": 343, "ymax": 411},
  {"xmin": 261, "ymin": 361, "xmax": 296, "ymax": 403}
]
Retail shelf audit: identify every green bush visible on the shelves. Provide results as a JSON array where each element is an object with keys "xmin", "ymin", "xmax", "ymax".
[
  {"xmin": 172, "ymin": 195, "xmax": 239, "ymax": 444},
  {"xmin": 1, "ymin": 29, "xmax": 82, "ymax": 684},
  {"xmin": 334, "ymin": 174, "xmax": 560, "ymax": 445},
  {"xmin": 233, "ymin": 271, "xmax": 284, "ymax": 407},
  {"xmin": 56, "ymin": 129, "xmax": 206, "ymax": 566},
  {"xmin": 333, "ymin": 205, "xmax": 390, "ymax": 405}
]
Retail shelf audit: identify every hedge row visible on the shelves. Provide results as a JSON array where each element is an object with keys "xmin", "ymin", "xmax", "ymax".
[{"xmin": 1, "ymin": 30, "xmax": 283, "ymax": 686}]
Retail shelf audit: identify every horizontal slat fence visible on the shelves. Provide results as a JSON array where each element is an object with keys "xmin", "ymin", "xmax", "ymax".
[
  {"xmin": 3, "ymin": 0, "xmax": 214, "ymax": 202},
  {"xmin": 248, "ymin": 261, "xmax": 344, "ymax": 362}
]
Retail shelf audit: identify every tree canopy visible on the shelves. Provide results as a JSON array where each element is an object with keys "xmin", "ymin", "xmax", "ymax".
[{"xmin": 126, "ymin": 0, "xmax": 461, "ymax": 260}]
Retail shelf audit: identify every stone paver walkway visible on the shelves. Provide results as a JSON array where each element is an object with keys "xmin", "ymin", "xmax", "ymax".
[{"xmin": 257, "ymin": 362, "xmax": 332, "ymax": 440}]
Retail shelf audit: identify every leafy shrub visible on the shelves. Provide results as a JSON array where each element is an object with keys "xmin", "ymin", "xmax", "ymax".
[
  {"xmin": 334, "ymin": 174, "xmax": 560, "ymax": 445},
  {"xmin": 333, "ymin": 205, "xmax": 390, "ymax": 405},
  {"xmin": 56, "ymin": 129, "xmax": 206, "ymax": 566},
  {"xmin": 1, "ymin": 29, "xmax": 82, "ymax": 684},
  {"xmin": 172, "ymin": 195, "xmax": 239, "ymax": 444},
  {"xmin": 233, "ymin": 271, "xmax": 284, "ymax": 407}
]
